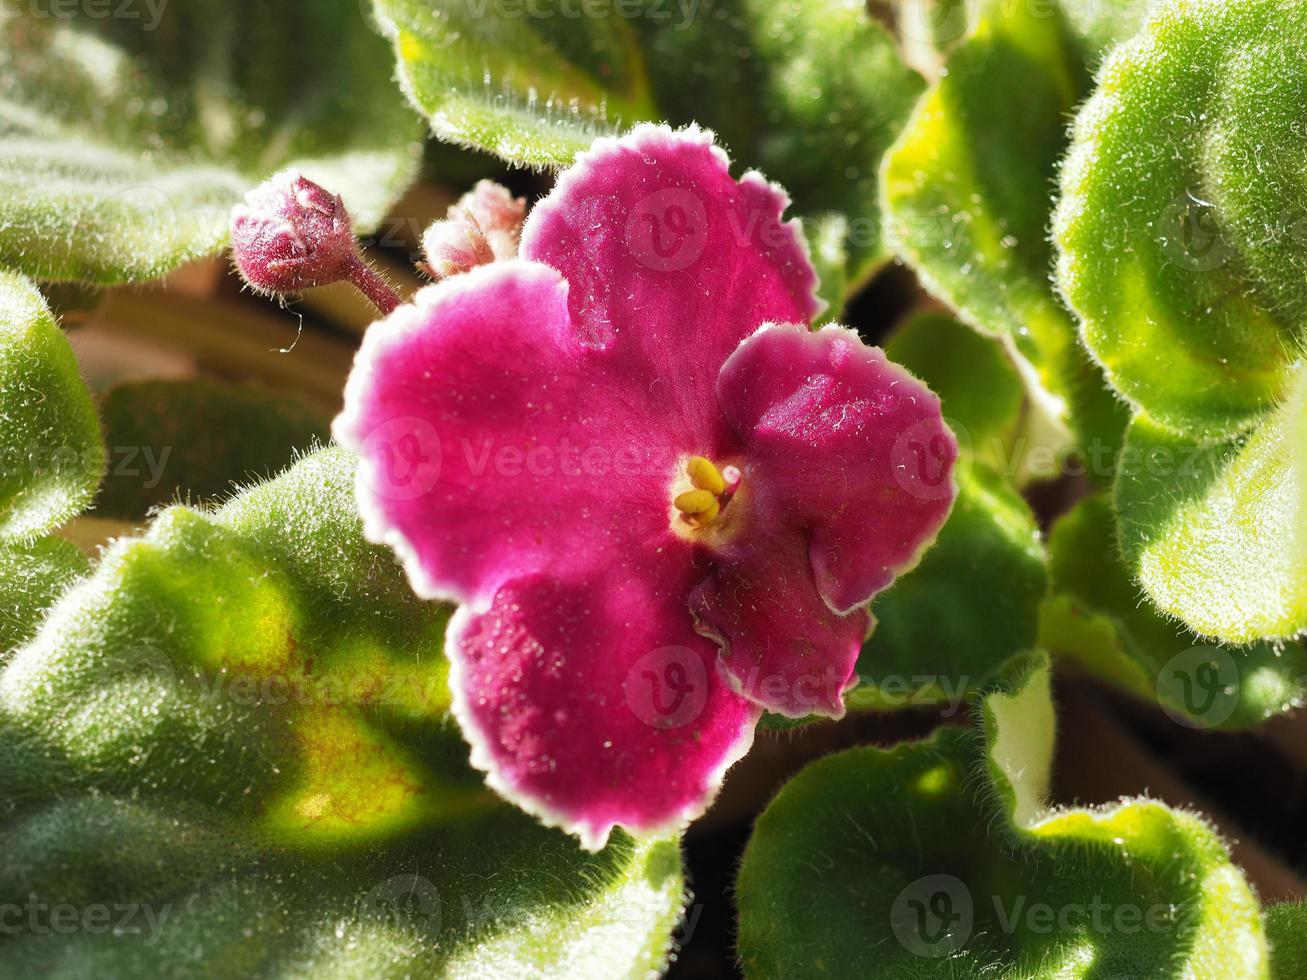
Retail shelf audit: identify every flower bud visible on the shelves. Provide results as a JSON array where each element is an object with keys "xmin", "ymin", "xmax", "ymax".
[
  {"xmin": 422, "ymin": 180, "xmax": 526, "ymax": 280},
  {"xmin": 230, "ymin": 170, "xmax": 362, "ymax": 295}
]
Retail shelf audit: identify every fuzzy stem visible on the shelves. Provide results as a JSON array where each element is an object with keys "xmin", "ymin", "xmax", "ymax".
[{"xmin": 348, "ymin": 258, "xmax": 402, "ymax": 316}]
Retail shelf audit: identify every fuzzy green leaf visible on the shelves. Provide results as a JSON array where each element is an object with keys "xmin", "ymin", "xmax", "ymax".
[
  {"xmin": 372, "ymin": 0, "xmax": 654, "ymax": 166},
  {"xmin": 1114, "ymin": 394, "xmax": 1307, "ymax": 645},
  {"xmin": 1058, "ymin": 0, "xmax": 1155, "ymax": 57},
  {"xmin": 0, "ymin": 447, "xmax": 683, "ymax": 976},
  {"xmin": 374, "ymin": 0, "xmax": 924, "ymax": 293},
  {"xmin": 881, "ymin": 0, "xmax": 1138, "ymax": 452},
  {"xmin": 856, "ymin": 462, "xmax": 1046, "ymax": 713},
  {"xmin": 0, "ymin": 271, "xmax": 104, "ymax": 539},
  {"xmin": 881, "ymin": 0, "xmax": 1087, "ymax": 375},
  {"xmin": 853, "ymin": 317, "xmax": 1043, "ymax": 713},
  {"xmin": 885, "ymin": 313, "xmax": 1024, "ymax": 459},
  {"xmin": 1267, "ymin": 903, "xmax": 1307, "ymax": 980},
  {"xmin": 738, "ymin": 655, "xmax": 1270, "ymax": 978},
  {"xmin": 1055, "ymin": 0, "xmax": 1307, "ymax": 441},
  {"xmin": 1041, "ymin": 495, "xmax": 1306, "ymax": 728},
  {"xmin": 723, "ymin": 0, "xmax": 926, "ymax": 280},
  {"xmin": 0, "ymin": 536, "xmax": 88, "ymax": 659},
  {"xmin": 0, "ymin": 2, "xmax": 421, "ymax": 284},
  {"xmin": 1057, "ymin": 0, "xmax": 1307, "ymax": 643},
  {"xmin": 804, "ymin": 214, "xmax": 850, "ymax": 321},
  {"xmin": 97, "ymin": 379, "xmax": 329, "ymax": 521}
]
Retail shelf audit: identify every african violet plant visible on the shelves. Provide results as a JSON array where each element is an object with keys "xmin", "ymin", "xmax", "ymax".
[{"xmin": 1, "ymin": 0, "xmax": 1305, "ymax": 976}]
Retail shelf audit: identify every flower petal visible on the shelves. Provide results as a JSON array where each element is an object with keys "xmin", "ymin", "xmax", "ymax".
[
  {"xmin": 693, "ymin": 324, "xmax": 956, "ymax": 717},
  {"xmin": 448, "ymin": 556, "xmax": 760, "ymax": 851},
  {"xmin": 719, "ymin": 323, "xmax": 957, "ymax": 616},
  {"xmin": 690, "ymin": 527, "xmax": 871, "ymax": 718},
  {"xmin": 334, "ymin": 260, "xmax": 689, "ymax": 608},
  {"xmin": 521, "ymin": 123, "xmax": 821, "ymax": 423}
]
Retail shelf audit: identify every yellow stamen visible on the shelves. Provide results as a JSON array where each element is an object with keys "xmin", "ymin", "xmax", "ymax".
[
  {"xmin": 687, "ymin": 455, "xmax": 726, "ymax": 495},
  {"xmin": 674, "ymin": 489, "xmax": 718, "ymax": 517}
]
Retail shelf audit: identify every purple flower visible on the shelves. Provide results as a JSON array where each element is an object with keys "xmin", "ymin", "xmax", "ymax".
[{"xmin": 334, "ymin": 126, "xmax": 957, "ymax": 849}]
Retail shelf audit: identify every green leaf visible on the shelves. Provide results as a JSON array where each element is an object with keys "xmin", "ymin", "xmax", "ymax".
[
  {"xmin": 892, "ymin": 0, "xmax": 974, "ymax": 70},
  {"xmin": 0, "ymin": 2, "xmax": 421, "ymax": 284},
  {"xmin": 881, "ymin": 0, "xmax": 1087, "ymax": 372},
  {"xmin": 737, "ymin": 655, "xmax": 1271, "ymax": 978},
  {"xmin": 1114, "ymin": 390, "xmax": 1307, "ymax": 645},
  {"xmin": 1057, "ymin": 0, "xmax": 1307, "ymax": 643},
  {"xmin": 1040, "ymin": 495, "xmax": 1306, "ymax": 728},
  {"xmin": 804, "ymin": 214, "xmax": 850, "ymax": 321},
  {"xmin": 1059, "ymin": 0, "xmax": 1156, "ymax": 57},
  {"xmin": 852, "ymin": 318, "xmax": 1043, "ymax": 714},
  {"xmin": 884, "ymin": 313, "xmax": 1024, "ymax": 459},
  {"xmin": 0, "ymin": 447, "xmax": 683, "ymax": 976},
  {"xmin": 97, "ymin": 379, "xmax": 330, "ymax": 521},
  {"xmin": 890, "ymin": 0, "xmax": 1147, "ymax": 73},
  {"xmin": 373, "ymin": 0, "xmax": 653, "ymax": 167},
  {"xmin": 881, "ymin": 0, "xmax": 1138, "ymax": 455},
  {"xmin": 0, "ymin": 271, "xmax": 104, "ymax": 540},
  {"xmin": 0, "ymin": 536, "xmax": 88, "ymax": 659},
  {"xmin": 374, "ymin": 0, "xmax": 924, "ymax": 292},
  {"xmin": 855, "ymin": 461, "xmax": 1046, "ymax": 713},
  {"xmin": 1267, "ymin": 903, "xmax": 1307, "ymax": 980},
  {"xmin": 1054, "ymin": 0, "xmax": 1307, "ymax": 441},
  {"xmin": 882, "ymin": 310, "xmax": 1126, "ymax": 488},
  {"xmin": 725, "ymin": 0, "xmax": 926, "ymax": 279}
]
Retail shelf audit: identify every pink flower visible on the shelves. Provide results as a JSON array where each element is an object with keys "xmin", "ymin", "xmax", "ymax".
[
  {"xmin": 422, "ymin": 180, "xmax": 527, "ymax": 279},
  {"xmin": 333, "ymin": 125, "xmax": 956, "ymax": 849}
]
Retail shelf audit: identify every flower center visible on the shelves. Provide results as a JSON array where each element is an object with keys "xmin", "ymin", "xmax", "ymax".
[{"xmin": 672, "ymin": 455, "xmax": 741, "ymax": 529}]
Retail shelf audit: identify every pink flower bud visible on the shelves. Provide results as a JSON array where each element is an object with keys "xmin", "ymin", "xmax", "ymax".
[
  {"xmin": 422, "ymin": 180, "xmax": 526, "ymax": 280},
  {"xmin": 230, "ymin": 170, "xmax": 400, "ymax": 315},
  {"xmin": 230, "ymin": 170, "xmax": 361, "ymax": 295}
]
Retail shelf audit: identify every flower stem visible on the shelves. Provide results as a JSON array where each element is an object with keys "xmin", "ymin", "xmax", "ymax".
[{"xmin": 348, "ymin": 258, "xmax": 402, "ymax": 316}]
